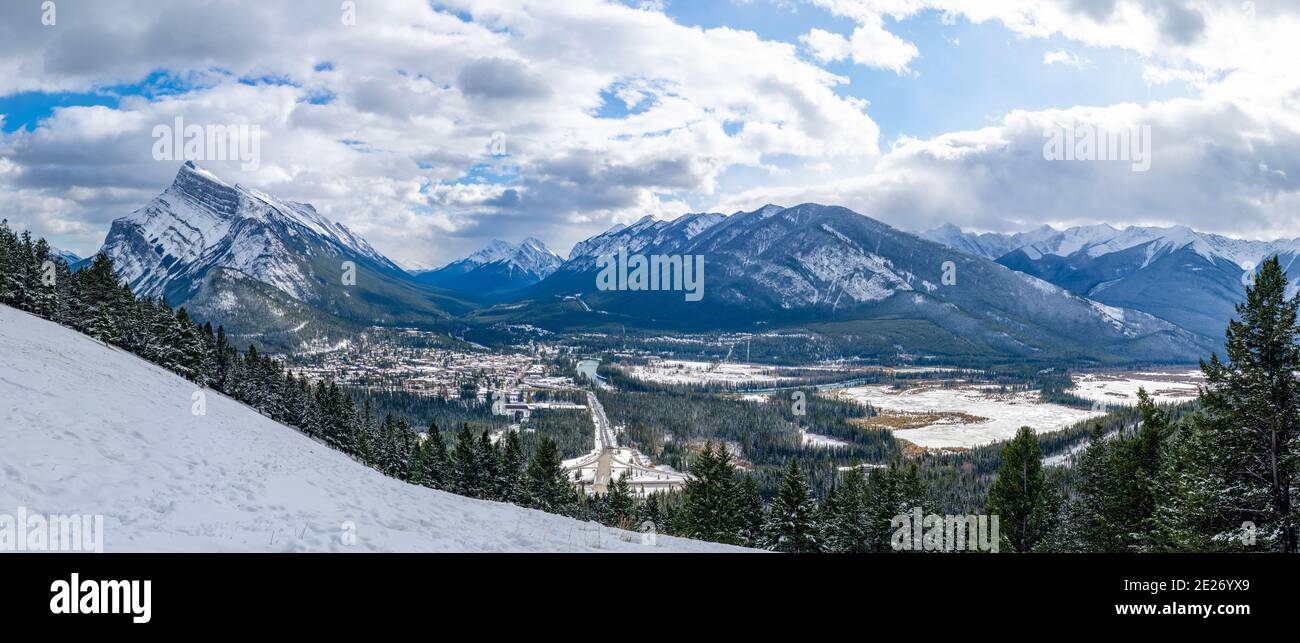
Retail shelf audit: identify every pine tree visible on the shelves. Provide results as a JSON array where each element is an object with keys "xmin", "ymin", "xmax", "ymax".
[
  {"xmin": 477, "ymin": 429, "xmax": 500, "ymax": 500},
  {"xmin": 987, "ymin": 427, "xmax": 1054, "ymax": 552},
  {"xmin": 735, "ymin": 475, "xmax": 765, "ymax": 547},
  {"xmin": 824, "ymin": 469, "xmax": 870, "ymax": 553},
  {"xmin": 1069, "ymin": 424, "xmax": 1122, "ymax": 552},
  {"xmin": 681, "ymin": 442, "xmax": 743, "ymax": 544},
  {"xmin": 499, "ymin": 430, "xmax": 525, "ymax": 503},
  {"xmin": 1148, "ymin": 417, "xmax": 1227, "ymax": 551},
  {"xmin": 1198, "ymin": 256, "xmax": 1300, "ymax": 551},
  {"xmin": 762, "ymin": 458, "xmax": 819, "ymax": 552},
  {"xmin": 1151, "ymin": 257, "xmax": 1300, "ymax": 551},
  {"xmin": 606, "ymin": 472, "xmax": 635, "ymax": 528},
  {"xmin": 87, "ymin": 304, "xmax": 120, "ymax": 344},
  {"xmin": 452, "ymin": 424, "xmax": 482, "ymax": 498},
  {"xmin": 421, "ymin": 424, "xmax": 451, "ymax": 490},
  {"xmin": 525, "ymin": 437, "xmax": 574, "ymax": 516},
  {"xmin": 636, "ymin": 492, "xmax": 664, "ymax": 533}
]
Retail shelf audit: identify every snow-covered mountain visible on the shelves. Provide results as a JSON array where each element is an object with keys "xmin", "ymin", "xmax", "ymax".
[
  {"xmin": 0, "ymin": 303, "xmax": 742, "ymax": 553},
  {"xmin": 95, "ymin": 163, "xmax": 471, "ymax": 345},
  {"xmin": 920, "ymin": 223, "xmax": 1058, "ymax": 261},
  {"xmin": 414, "ymin": 237, "xmax": 562, "ymax": 298},
  {"xmin": 49, "ymin": 246, "xmax": 81, "ymax": 265},
  {"xmin": 927, "ymin": 223, "xmax": 1300, "ymax": 339},
  {"xmin": 565, "ymin": 210, "xmax": 732, "ymax": 268},
  {"xmin": 505, "ymin": 204, "xmax": 1213, "ymax": 362},
  {"xmin": 104, "ymin": 161, "xmax": 397, "ymax": 301}
]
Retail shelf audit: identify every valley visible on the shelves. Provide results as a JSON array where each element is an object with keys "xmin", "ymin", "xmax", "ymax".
[{"xmin": 9, "ymin": 164, "xmax": 1265, "ymax": 551}]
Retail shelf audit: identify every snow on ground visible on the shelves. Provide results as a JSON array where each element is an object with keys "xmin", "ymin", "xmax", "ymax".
[
  {"xmin": 1070, "ymin": 370, "xmax": 1203, "ymax": 405},
  {"xmin": 834, "ymin": 385, "xmax": 1104, "ymax": 449},
  {"xmin": 0, "ymin": 305, "xmax": 745, "ymax": 553},
  {"xmin": 628, "ymin": 359, "xmax": 784, "ymax": 386},
  {"xmin": 800, "ymin": 429, "xmax": 850, "ymax": 448}
]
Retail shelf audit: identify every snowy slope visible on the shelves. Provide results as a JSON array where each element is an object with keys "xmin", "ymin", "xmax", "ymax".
[{"xmin": 0, "ymin": 305, "xmax": 744, "ymax": 553}]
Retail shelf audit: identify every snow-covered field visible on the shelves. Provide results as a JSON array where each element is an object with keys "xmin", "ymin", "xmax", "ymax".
[
  {"xmin": 1070, "ymin": 370, "xmax": 1203, "ymax": 405},
  {"xmin": 834, "ymin": 385, "xmax": 1105, "ymax": 449},
  {"xmin": 628, "ymin": 359, "xmax": 785, "ymax": 386},
  {"xmin": 0, "ymin": 306, "xmax": 744, "ymax": 553},
  {"xmin": 800, "ymin": 429, "xmax": 850, "ymax": 448}
]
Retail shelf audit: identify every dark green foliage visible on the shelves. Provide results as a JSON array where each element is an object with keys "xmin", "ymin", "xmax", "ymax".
[
  {"xmin": 525, "ymin": 438, "xmax": 577, "ymax": 516},
  {"xmin": 986, "ymin": 427, "xmax": 1056, "ymax": 552},
  {"xmin": 680, "ymin": 443, "xmax": 744, "ymax": 544},
  {"xmin": 762, "ymin": 459, "xmax": 819, "ymax": 552}
]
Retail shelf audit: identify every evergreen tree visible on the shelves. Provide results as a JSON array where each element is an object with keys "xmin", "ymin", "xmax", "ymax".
[
  {"xmin": 525, "ymin": 437, "xmax": 574, "ymax": 516},
  {"xmin": 763, "ymin": 458, "xmax": 819, "ymax": 552},
  {"xmin": 499, "ymin": 430, "xmax": 526, "ymax": 503},
  {"xmin": 477, "ymin": 429, "xmax": 500, "ymax": 500},
  {"xmin": 636, "ymin": 492, "xmax": 664, "ymax": 533},
  {"xmin": 681, "ymin": 442, "xmax": 742, "ymax": 544},
  {"xmin": 824, "ymin": 469, "xmax": 870, "ymax": 553},
  {"xmin": 735, "ymin": 475, "xmax": 766, "ymax": 547},
  {"xmin": 1068, "ymin": 424, "xmax": 1122, "ymax": 552},
  {"xmin": 1148, "ymin": 417, "xmax": 1228, "ymax": 551},
  {"xmin": 86, "ymin": 304, "xmax": 120, "ymax": 344},
  {"xmin": 987, "ymin": 427, "xmax": 1054, "ymax": 552},
  {"xmin": 420, "ymin": 424, "xmax": 451, "ymax": 490},
  {"xmin": 452, "ymin": 424, "xmax": 482, "ymax": 498},
  {"xmin": 1195, "ymin": 256, "xmax": 1300, "ymax": 552},
  {"xmin": 606, "ymin": 472, "xmax": 635, "ymax": 527}
]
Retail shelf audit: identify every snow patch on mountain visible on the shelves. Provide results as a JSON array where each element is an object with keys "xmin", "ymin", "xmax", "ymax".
[
  {"xmin": 100, "ymin": 162, "xmax": 400, "ymax": 302},
  {"xmin": 932, "ymin": 221, "xmax": 1300, "ymax": 271}
]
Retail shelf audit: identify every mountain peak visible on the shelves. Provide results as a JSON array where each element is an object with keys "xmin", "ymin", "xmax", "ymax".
[
  {"xmin": 445, "ymin": 237, "xmax": 562, "ymax": 274},
  {"xmin": 175, "ymin": 160, "xmax": 232, "ymax": 189},
  {"xmin": 415, "ymin": 237, "xmax": 562, "ymax": 297},
  {"xmin": 99, "ymin": 163, "xmax": 400, "ymax": 303}
]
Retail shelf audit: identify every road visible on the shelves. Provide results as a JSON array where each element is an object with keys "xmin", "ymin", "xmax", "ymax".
[
  {"xmin": 588, "ymin": 390, "xmax": 616, "ymax": 493},
  {"xmin": 566, "ymin": 364, "xmax": 689, "ymax": 495}
]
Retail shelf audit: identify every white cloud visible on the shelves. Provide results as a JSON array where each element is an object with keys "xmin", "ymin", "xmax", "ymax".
[
  {"xmin": 0, "ymin": 0, "xmax": 880, "ymax": 265},
  {"xmin": 799, "ymin": 13, "xmax": 919, "ymax": 73},
  {"xmin": 1043, "ymin": 49, "xmax": 1091, "ymax": 68},
  {"xmin": 716, "ymin": 97, "xmax": 1300, "ymax": 241},
  {"xmin": 3, "ymin": 0, "xmax": 1300, "ymax": 267},
  {"xmin": 800, "ymin": 28, "xmax": 854, "ymax": 62}
]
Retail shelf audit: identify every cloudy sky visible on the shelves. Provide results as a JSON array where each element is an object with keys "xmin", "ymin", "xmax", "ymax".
[{"xmin": 1, "ymin": 0, "xmax": 1298, "ymax": 267}]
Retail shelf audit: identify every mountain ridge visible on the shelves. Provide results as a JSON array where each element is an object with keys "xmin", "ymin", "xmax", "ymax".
[
  {"xmin": 489, "ymin": 203, "xmax": 1214, "ymax": 363},
  {"xmin": 926, "ymin": 222, "xmax": 1300, "ymax": 340}
]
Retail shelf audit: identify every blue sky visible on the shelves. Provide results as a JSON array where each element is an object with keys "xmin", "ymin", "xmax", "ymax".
[
  {"xmin": 664, "ymin": 1, "xmax": 1194, "ymax": 142},
  {"xmin": 0, "ymin": 0, "xmax": 1297, "ymax": 265}
]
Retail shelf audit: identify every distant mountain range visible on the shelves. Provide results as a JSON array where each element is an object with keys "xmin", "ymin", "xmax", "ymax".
[
  {"xmin": 923, "ymin": 223, "xmax": 1300, "ymax": 340},
  {"xmin": 86, "ymin": 164, "xmax": 1288, "ymax": 363},
  {"xmin": 492, "ymin": 204, "xmax": 1212, "ymax": 362},
  {"xmin": 413, "ymin": 237, "xmax": 561, "ymax": 301},
  {"xmin": 49, "ymin": 246, "xmax": 81, "ymax": 265}
]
